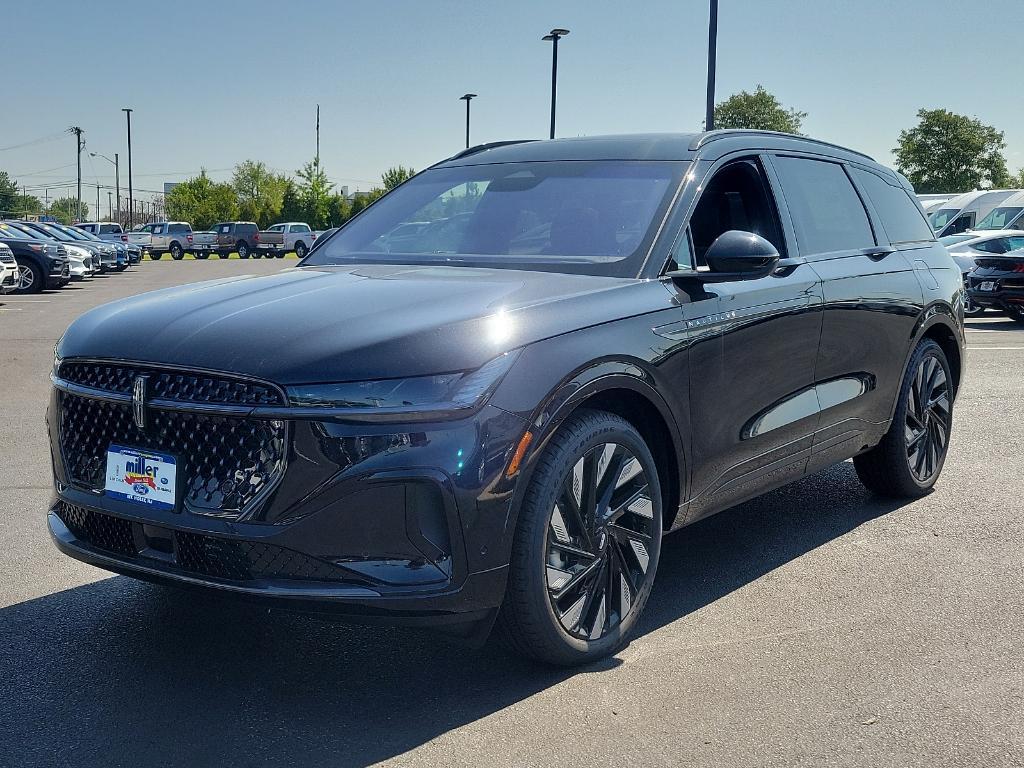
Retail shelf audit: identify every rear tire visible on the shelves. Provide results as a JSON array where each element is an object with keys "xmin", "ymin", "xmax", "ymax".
[
  {"xmin": 854, "ymin": 339, "xmax": 952, "ymax": 498},
  {"xmin": 170, "ymin": 242, "xmax": 184, "ymax": 260},
  {"xmin": 237, "ymin": 242, "xmax": 250, "ymax": 259},
  {"xmin": 494, "ymin": 409, "xmax": 663, "ymax": 666},
  {"xmin": 195, "ymin": 252, "xmax": 209, "ymax": 260},
  {"xmin": 149, "ymin": 252, "xmax": 162, "ymax": 261}
]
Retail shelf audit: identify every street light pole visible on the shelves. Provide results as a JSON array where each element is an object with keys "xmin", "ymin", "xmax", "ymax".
[
  {"xmin": 90, "ymin": 151, "xmax": 121, "ymax": 225},
  {"xmin": 542, "ymin": 28, "xmax": 570, "ymax": 140},
  {"xmin": 122, "ymin": 108, "xmax": 134, "ymax": 227},
  {"xmin": 705, "ymin": 0, "xmax": 719, "ymax": 131},
  {"xmin": 459, "ymin": 93, "xmax": 477, "ymax": 149}
]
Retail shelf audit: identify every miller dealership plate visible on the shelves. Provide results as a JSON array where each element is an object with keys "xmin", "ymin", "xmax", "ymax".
[{"xmin": 104, "ymin": 444, "xmax": 177, "ymax": 510}]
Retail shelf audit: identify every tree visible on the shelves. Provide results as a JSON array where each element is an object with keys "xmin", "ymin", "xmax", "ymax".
[
  {"xmin": 895, "ymin": 109, "xmax": 1010, "ymax": 193},
  {"xmin": 279, "ymin": 180, "xmax": 304, "ymax": 223},
  {"xmin": 0, "ymin": 171, "xmax": 17, "ymax": 214},
  {"xmin": 296, "ymin": 158, "xmax": 333, "ymax": 229},
  {"xmin": 165, "ymin": 171, "xmax": 239, "ymax": 230},
  {"xmin": 231, "ymin": 160, "xmax": 288, "ymax": 227},
  {"xmin": 13, "ymin": 194, "xmax": 42, "ymax": 216},
  {"xmin": 50, "ymin": 196, "xmax": 87, "ymax": 224},
  {"xmin": 328, "ymin": 193, "xmax": 350, "ymax": 227},
  {"xmin": 381, "ymin": 166, "xmax": 415, "ymax": 191},
  {"xmin": 1008, "ymin": 169, "xmax": 1024, "ymax": 188},
  {"xmin": 712, "ymin": 85, "xmax": 806, "ymax": 134}
]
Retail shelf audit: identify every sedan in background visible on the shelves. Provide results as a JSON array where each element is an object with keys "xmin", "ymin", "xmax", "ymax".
[{"xmin": 941, "ymin": 230, "xmax": 1024, "ymax": 317}]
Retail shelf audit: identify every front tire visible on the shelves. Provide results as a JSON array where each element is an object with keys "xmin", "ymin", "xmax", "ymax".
[
  {"xmin": 15, "ymin": 260, "xmax": 43, "ymax": 294},
  {"xmin": 854, "ymin": 339, "xmax": 953, "ymax": 498},
  {"xmin": 495, "ymin": 409, "xmax": 663, "ymax": 665},
  {"xmin": 294, "ymin": 241, "xmax": 308, "ymax": 258},
  {"xmin": 1005, "ymin": 306, "xmax": 1024, "ymax": 325}
]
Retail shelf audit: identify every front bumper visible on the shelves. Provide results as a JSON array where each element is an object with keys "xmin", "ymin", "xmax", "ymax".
[
  {"xmin": 0, "ymin": 263, "xmax": 17, "ymax": 293},
  {"xmin": 47, "ymin": 376, "xmax": 529, "ymax": 624}
]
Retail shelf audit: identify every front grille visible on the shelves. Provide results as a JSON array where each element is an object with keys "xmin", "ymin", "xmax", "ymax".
[
  {"xmin": 0, "ymin": 250, "xmax": 13, "ymax": 264},
  {"xmin": 58, "ymin": 361, "xmax": 286, "ymax": 406},
  {"xmin": 59, "ymin": 392, "xmax": 287, "ymax": 516},
  {"xmin": 55, "ymin": 502, "xmax": 354, "ymax": 584}
]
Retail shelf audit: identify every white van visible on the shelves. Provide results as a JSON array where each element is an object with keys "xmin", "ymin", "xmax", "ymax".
[
  {"xmin": 971, "ymin": 190, "xmax": 1024, "ymax": 232},
  {"xmin": 929, "ymin": 189, "xmax": 1020, "ymax": 237}
]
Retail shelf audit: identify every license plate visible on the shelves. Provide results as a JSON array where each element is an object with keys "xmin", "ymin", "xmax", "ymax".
[
  {"xmin": 979, "ymin": 281, "xmax": 996, "ymax": 291},
  {"xmin": 105, "ymin": 444, "xmax": 177, "ymax": 510}
]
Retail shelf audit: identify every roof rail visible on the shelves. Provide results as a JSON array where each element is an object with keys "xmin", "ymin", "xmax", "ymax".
[
  {"xmin": 440, "ymin": 139, "xmax": 538, "ymax": 164},
  {"xmin": 690, "ymin": 129, "xmax": 874, "ymax": 161}
]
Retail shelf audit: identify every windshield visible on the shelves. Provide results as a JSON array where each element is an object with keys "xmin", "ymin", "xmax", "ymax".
[
  {"xmin": 939, "ymin": 234, "xmax": 976, "ymax": 246},
  {"xmin": 930, "ymin": 208, "xmax": 958, "ymax": 231},
  {"xmin": 974, "ymin": 206, "xmax": 1023, "ymax": 231},
  {"xmin": 305, "ymin": 160, "xmax": 685, "ymax": 277},
  {"xmin": 0, "ymin": 223, "xmax": 34, "ymax": 240},
  {"xmin": 60, "ymin": 225, "xmax": 98, "ymax": 241}
]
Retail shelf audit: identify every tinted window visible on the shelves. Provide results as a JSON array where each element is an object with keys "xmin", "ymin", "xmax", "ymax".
[
  {"xmin": 79, "ymin": 224, "xmax": 96, "ymax": 233},
  {"xmin": 168, "ymin": 223, "xmax": 189, "ymax": 234},
  {"xmin": 852, "ymin": 168, "xmax": 933, "ymax": 244},
  {"xmin": 219, "ymin": 224, "xmax": 231, "ymax": 234},
  {"xmin": 773, "ymin": 157, "xmax": 874, "ymax": 254},
  {"xmin": 307, "ymin": 160, "xmax": 683, "ymax": 277},
  {"xmin": 268, "ymin": 225, "xmax": 284, "ymax": 232},
  {"xmin": 99, "ymin": 224, "xmax": 122, "ymax": 234},
  {"xmin": 289, "ymin": 224, "xmax": 309, "ymax": 233}
]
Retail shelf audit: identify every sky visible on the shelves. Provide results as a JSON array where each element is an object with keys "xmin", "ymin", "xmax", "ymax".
[{"xmin": 3, "ymin": 0, "xmax": 1022, "ymax": 210}]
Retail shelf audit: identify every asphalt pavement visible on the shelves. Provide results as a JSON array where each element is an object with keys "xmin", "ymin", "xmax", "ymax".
[{"xmin": 1, "ymin": 261, "xmax": 1021, "ymax": 767}]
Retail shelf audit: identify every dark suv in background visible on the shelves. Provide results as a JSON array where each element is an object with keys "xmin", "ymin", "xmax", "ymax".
[
  {"xmin": 0, "ymin": 221, "xmax": 70, "ymax": 293},
  {"xmin": 47, "ymin": 132, "xmax": 964, "ymax": 665}
]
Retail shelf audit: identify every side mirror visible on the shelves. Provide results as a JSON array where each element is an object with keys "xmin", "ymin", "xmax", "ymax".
[{"xmin": 667, "ymin": 230, "xmax": 780, "ymax": 284}]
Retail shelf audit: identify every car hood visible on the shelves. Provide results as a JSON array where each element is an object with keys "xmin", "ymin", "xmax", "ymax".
[{"xmin": 58, "ymin": 264, "xmax": 666, "ymax": 384}]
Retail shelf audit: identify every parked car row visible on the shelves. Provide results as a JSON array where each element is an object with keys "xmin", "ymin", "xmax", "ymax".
[
  {"xmin": 126, "ymin": 220, "xmax": 317, "ymax": 260},
  {"xmin": 939, "ymin": 229, "xmax": 1024, "ymax": 321},
  {"xmin": 0, "ymin": 219, "xmax": 140, "ymax": 294},
  {"xmin": 918, "ymin": 189, "xmax": 1024, "ymax": 238}
]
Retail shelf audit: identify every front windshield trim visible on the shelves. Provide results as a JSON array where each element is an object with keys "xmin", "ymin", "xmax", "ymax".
[{"xmin": 305, "ymin": 159, "xmax": 688, "ymax": 278}]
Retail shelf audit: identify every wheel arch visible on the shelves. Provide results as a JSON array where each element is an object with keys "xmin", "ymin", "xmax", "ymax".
[
  {"xmin": 505, "ymin": 362, "xmax": 687, "ymax": 537},
  {"xmin": 886, "ymin": 304, "xmax": 964, "ymax": 423}
]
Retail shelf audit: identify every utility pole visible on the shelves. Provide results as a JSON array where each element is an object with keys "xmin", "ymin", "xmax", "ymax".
[
  {"xmin": 108, "ymin": 191, "xmax": 113, "ymax": 220},
  {"xmin": 705, "ymin": 0, "xmax": 719, "ymax": 131},
  {"xmin": 114, "ymin": 153, "xmax": 120, "ymax": 225},
  {"xmin": 96, "ymin": 184, "xmax": 100, "ymax": 221},
  {"xmin": 122, "ymin": 108, "xmax": 134, "ymax": 227},
  {"xmin": 70, "ymin": 126, "xmax": 84, "ymax": 221},
  {"xmin": 316, "ymin": 104, "xmax": 320, "ymax": 161}
]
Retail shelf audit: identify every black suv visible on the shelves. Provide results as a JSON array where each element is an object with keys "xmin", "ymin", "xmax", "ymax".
[
  {"xmin": 0, "ymin": 221, "xmax": 70, "ymax": 293},
  {"xmin": 47, "ymin": 132, "xmax": 964, "ymax": 664}
]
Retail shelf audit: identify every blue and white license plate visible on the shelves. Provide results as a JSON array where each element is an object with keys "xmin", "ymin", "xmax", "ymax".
[{"xmin": 104, "ymin": 444, "xmax": 177, "ymax": 510}]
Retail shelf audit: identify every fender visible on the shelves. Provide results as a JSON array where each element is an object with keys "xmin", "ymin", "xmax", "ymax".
[
  {"xmin": 496, "ymin": 358, "xmax": 688, "ymax": 546},
  {"xmin": 887, "ymin": 300, "xmax": 965, "ymax": 424}
]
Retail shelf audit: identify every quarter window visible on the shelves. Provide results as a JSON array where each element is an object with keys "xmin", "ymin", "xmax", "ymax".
[
  {"xmin": 852, "ymin": 168, "xmax": 933, "ymax": 244},
  {"xmin": 773, "ymin": 156, "xmax": 875, "ymax": 254}
]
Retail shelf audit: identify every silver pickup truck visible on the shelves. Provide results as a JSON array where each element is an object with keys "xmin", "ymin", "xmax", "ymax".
[
  {"xmin": 262, "ymin": 222, "xmax": 317, "ymax": 258},
  {"xmin": 140, "ymin": 222, "xmax": 194, "ymax": 260}
]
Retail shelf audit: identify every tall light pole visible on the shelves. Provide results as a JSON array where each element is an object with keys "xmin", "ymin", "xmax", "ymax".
[
  {"xmin": 705, "ymin": 0, "xmax": 719, "ymax": 131},
  {"xmin": 70, "ymin": 127, "xmax": 84, "ymax": 221},
  {"xmin": 542, "ymin": 28, "xmax": 570, "ymax": 139},
  {"xmin": 90, "ymin": 152, "xmax": 119, "ymax": 224},
  {"xmin": 459, "ymin": 93, "xmax": 477, "ymax": 149},
  {"xmin": 122, "ymin": 108, "xmax": 134, "ymax": 227}
]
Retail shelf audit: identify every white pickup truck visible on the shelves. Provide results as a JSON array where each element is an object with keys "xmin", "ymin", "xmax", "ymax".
[{"xmin": 263, "ymin": 222, "xmax": 317, "ymax": 258}]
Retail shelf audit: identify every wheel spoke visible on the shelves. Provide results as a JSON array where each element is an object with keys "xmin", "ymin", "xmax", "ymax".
[
  {"xmin": 549, "ymin": 539, "xmax": 597, "ymax": 561},
  {"xmin": 558, "ymin": 486, "xmax": 593, "ymax": 550},
  {"xmin": 552, "ymin": 556, "xmax": 603, "ymax": 602}
]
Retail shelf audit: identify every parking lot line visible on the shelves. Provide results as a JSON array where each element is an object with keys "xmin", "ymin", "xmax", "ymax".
[{"xmin": 966, "ymin": 346, "xmax": 1024, "ymax": 350}]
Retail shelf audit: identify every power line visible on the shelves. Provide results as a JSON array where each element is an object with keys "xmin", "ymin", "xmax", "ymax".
[{"xmin": 0, "ymin": 131, "xmax": 68, "ymax": 152}]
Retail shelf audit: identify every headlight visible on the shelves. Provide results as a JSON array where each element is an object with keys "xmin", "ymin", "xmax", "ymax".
[{"xmin": 286, "ymin": 351, "xmax": 520, "ymax": 419}]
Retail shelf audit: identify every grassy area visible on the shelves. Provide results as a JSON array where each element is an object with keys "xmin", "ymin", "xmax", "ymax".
[{"xmin": 145, "ymin": 251, "xmax": 303, "ymax": 261}]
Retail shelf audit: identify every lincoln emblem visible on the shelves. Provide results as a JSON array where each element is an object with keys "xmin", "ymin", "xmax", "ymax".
[{"xmin": 132, "ymin": 375, "xmax": 148, "ymax": 430}]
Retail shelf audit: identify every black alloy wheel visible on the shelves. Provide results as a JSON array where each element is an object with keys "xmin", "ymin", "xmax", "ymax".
[
  {"xmin": 496, "ymin": 410, "xmax": 662, "ymax": 665},
  {"xmin": 1006, "ymin": 305, "xmax": 1024, "ymax": 325},
  {"xmin": 854, "ymin": 339, "xmax": 953, "ymax": 497},
  {"xmin": 16, "ymin": 261, "xmax": 42, "ymax": 294}
]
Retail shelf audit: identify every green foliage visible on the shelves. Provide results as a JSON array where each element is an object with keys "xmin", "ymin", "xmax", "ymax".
[
  {"xmin": 279, "ymin": 180, "xmax": 304, "ymax": 223},
  {"xmin": 231, "ymin": 160, "xmax": 289, "ymax": 228},
  {"xmin": 1008, "ymin": 168, "xmax": 1024, "ymax": 189},
  {"xmin": 165, "ymin": 171, "xmax": 239, "ymax": 230},
  {"xmin": 895, "ymin": 109, "xmax": 1010, "ymax": 193},
  {"xmin": 713, "ymin": 85, "xmax": 806, "ymax": 134},
  {"xmin": 50, "ymin": 196, "xmax": 88, "ymax": 224},
  {"xmin": 0, "ymin": 171, "xmax": 17, "ymax": 214},
  {"xmin": 381, "ymin": 166, "xmax": 415, "ymax": 191},
  {"xmin": 14, "ymin": 194, "xmax": 42, "ymax": 216},
  {"xmin": 328, "ymin": 193, "xmax": 350, "ymax": 227},
  {"xmin": 296, "ymin": 158, "xmax": 333, "ymax": 229}
]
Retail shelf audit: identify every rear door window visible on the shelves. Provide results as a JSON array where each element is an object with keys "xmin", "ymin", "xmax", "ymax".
[
  {"xmin": 289, "ymin": 224, "xmax": 309, "ymax": 233},
  {"xmin": 772, "ymin": 156, "xmax": 875, "ymax": 254},
  {"xmin": 851, "ymin": 168, "xmax": 933, "ymax": 244}
]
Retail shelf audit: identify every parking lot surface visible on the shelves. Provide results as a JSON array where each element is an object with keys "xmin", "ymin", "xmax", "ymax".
[{"xmin": 1, "ymin": 262, "xmax": 1022, "ymax": 767}]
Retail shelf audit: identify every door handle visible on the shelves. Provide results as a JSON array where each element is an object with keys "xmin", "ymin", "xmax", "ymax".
[{"xmin": 862, "ymin": 246, "xmax": 896, "ymax": 260}]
